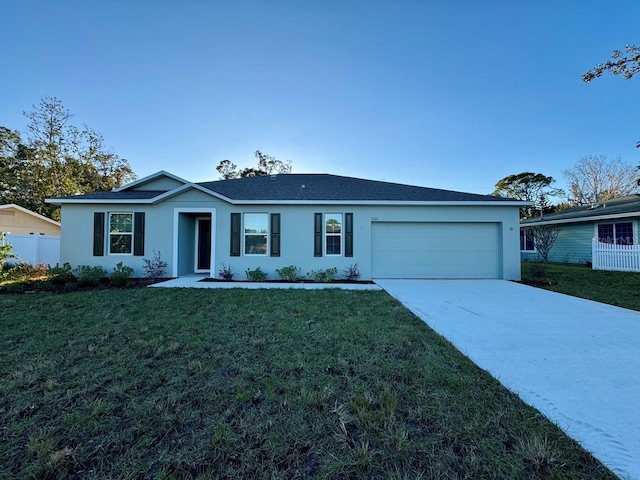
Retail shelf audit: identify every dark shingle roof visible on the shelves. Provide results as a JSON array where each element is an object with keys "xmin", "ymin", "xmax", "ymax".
[
  {"xmin": 522, "ymin": 194, "xmax": 640, "ymax": 224},
  {"xmin": 53, "ymin": 191, "xmax": 167, "ymax": 200},
  {"xmin": 198, "ymin": 174, "xmax": 510, "ymax": 202}
]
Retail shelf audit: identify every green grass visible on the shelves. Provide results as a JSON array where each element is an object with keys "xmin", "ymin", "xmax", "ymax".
[
  {"xmin": 522, "ymin": 261, "xmax": 640, "ymax": 311},
  {"xmin": 0, "ymin": 288, "xmax": 615, "ymax": 479}
]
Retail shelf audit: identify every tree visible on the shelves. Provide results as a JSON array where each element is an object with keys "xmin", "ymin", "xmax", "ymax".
[
  {"xmin": 527, "ymin": 225, "xmax": 559, "ymax": 263},
  {"xmin": 563, "ymin": 155, "xmax": 637, "ymax": 206},
  {"xmin": 583, "ymin": 45, "xmax": 640, "ymax": 151},
  {"xmin": 216, "ymin": 150, "xmax": 292, "ymax": 179},
  {"xmin": 582, "ymin": 45, "xmax": 640, "ymax": 82},
  {"xmin": 492, "ymin": 172, "xmax": 563, "ymax": 219},
  {"xmin": 0, "ymin": 98, "xmax": 136, "ymax": 220}
]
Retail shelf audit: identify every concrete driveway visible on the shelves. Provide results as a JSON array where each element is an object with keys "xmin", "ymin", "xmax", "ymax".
[{"xmin": 376, "ymin": 279, "xmax": 639, "ymax": 480}]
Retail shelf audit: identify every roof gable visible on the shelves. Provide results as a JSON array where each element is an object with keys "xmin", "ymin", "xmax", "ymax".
[
  {"xmin": 116, "ymin": 170, "xmax": 189, "ymax": 192},
  {"xmin": 0, "ymin": 204, "xmax": 61, "ymax": 226}
]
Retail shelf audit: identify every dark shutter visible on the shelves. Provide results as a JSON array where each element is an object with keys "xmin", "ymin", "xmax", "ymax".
[
  {"xmin": 314, "ymin": 213, "xmax": 323, "ymax": 257},
  {"xmin": 93, "ymin": 212, "xmax": 105, "ymax": 256},
  {"xmin": 230, "ymin": 213, "xmax": 241, "ymax": 256},
  {"xmin": 133, "ymin": 212, "xmax": 145, "ymax": 256},
  {"xmin": 344, "ymin": 212, "xmax": 353, "ymax": 257},
  {"xmin": 270, "ymin": 213, "xmax": 281, "ymax": 257}
]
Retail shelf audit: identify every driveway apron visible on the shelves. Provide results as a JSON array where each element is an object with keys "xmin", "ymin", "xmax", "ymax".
[{"xmin": 376, "ymin": 279, "xmax": 640, "ymax": 480}]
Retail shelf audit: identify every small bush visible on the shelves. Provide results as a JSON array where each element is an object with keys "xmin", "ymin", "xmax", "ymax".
[
  {"xmin": 110, "ymin": 262, "xmax": 134, "ymax": 287},
  {"xmin": 143, "ymin": 250, "xmax": 168, "ymax": 279},
  {"xmin": 48, "ymin": 263, "xmax": 75, "ymax": 284},
  {"xmin": 530, "ymin": 263, "xmax": 546, "ymax": 279},
  {"xmin": 246, "ymin": 267, "xmax": 268, "ymax": 282},
  {"xmin": 276, "ymin": 265, "xmax": 301, "ymax": 281},
  {"xmin": 308, "ymin": 267, "xmax": 338, "ymax": 282},
  {"xmin": 75, "ymin": 265, "xmax": 107, "ymax": 287},
  {"xmin": 218, "ymin": 263, "xmax": 234, "ymax": 281},
  {"xmin": 343, "ymin": 263, "xmax": 361, "ymax": 281}
]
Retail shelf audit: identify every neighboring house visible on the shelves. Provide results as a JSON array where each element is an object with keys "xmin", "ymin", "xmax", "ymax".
[
  {"xmin": 46, "ymin": 171, "xmax": 526, "ymax": 280},
  {"xmin": 0, "ymin": 204, "xmax": 61, "ymax": 236},
  {"xmin": 0, "ymin": 204, "xmax": 61, "ymax": 266},
  {"xmin": 520, "ymin": 194, "xmax": 640, "ymax": 264}
]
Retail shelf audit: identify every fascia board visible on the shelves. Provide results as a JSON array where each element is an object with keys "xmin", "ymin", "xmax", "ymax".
[{"xmin": 521, "ymin": 211, "xmax": 640, "ymax": 227}]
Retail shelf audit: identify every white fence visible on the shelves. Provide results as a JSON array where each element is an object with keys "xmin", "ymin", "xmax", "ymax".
[
  {"xmin": 2, "ymin": 233, "xmax": 60, "ymax": 266},
  {"xmin": 592, "ymin": 239, "xmax": 640, "ymax": 272}
]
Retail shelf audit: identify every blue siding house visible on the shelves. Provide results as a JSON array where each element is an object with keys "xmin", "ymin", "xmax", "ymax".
[{"xmin": 521, "ymin": 195, "xmax": 640, "ymax": 264}]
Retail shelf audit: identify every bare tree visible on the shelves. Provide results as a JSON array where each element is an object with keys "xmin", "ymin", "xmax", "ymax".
[
  {"xmin": 563, "ymin": 155, "xmax": 637, "ymax": 206},
  {"xmin": 216, "ymin": 150, "xmax": 292, "ymax": 179},
  {"xmin": 527, "ymin": 225, "xmax": 559, "ymax": 263}
]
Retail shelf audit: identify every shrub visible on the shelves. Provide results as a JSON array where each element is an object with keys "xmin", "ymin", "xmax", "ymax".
[
  {"xmin": 143, "ymin": 250, "xmax": 168, "ymax": 279},
  {"xmin": 529, "ymin": 263, "xmax": 546, "ymax": 279},
  {"xmin": 343, "ymin": 263, "xmax": 361, "ymax": 281},
  {"xmin": 246, "ymin": 267, "xmax": 268, "ymax": 282},
  {"xmin": 110, "ymin": 262, "xmax": 134, "ymax": 287},
  {"xmin": 75, "ymin": 265, "xmax": 107, "ymax": 287},
  {"xmin": 0, "ymin": 237, "xmax": 17, "ymax": 271},
  {"xmin": 276, "ymin": 265, "xmax": 301, "ymax": 281},
  {"xmin": 218, "ymin": 263, "xmax": 234, "ymax": 281},
  {"xmin": 48, "ymin": 263, "xmax": 75, "ymax": 284},
  {"xmin": 308, "ymin": 267, "xmax": 338, "ymax": 282}
]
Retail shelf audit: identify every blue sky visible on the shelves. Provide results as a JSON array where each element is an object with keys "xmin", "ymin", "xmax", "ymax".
[{"xmin": 2, "ymin": 0, "xmax": 639, "ymax": 195}]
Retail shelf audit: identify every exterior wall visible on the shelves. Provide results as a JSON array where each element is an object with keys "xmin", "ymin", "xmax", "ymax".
[
  {"xmin": 521, "ymin": 222, "xmax": 595, "ymax": 264},
  {"xmin": 0, "ymin": 207, "xmax": 61, "ymax": 236},
  {"xmin": 59, "ymin": 191, "xmax": 522, "ymax": 280}
]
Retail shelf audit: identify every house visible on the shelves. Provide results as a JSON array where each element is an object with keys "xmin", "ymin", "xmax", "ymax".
[
  {"xmin": 0, "ymin": 204, "xmax": 61, "ymax": 236},
  {"xmin": 46, "ymin": 171, "xmax": 526, "ymax": 280},
  {"xmin": 520, "ymin": 194, "xmax": 640, "ymax": 264}
]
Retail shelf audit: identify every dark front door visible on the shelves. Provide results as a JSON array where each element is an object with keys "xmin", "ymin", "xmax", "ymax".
[{"xmin": 196, "ymin": 218, "xmax": 211, "ymax": 271}]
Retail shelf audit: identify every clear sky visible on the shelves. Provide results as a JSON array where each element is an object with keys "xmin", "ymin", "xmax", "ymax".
[{"xmin": 2, "ymin": 0, "xmax": 639, "ymax": 195}]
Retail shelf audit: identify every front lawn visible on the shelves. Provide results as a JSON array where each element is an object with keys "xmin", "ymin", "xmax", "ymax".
[
  {"xmin": 0, "ymin": 289, "xmax": 615, "ymax": 479},
  {"xmin": 521, "ymin": 261, "xmax": 640, "ymax": 311}
]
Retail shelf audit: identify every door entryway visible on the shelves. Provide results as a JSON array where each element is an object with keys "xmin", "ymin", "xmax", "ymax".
[{"xmin": 195, "ymin": 217, "xmax": 211, "ymax": 272}]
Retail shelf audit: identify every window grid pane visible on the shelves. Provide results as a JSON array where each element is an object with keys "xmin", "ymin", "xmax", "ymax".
[
  {"xmin": 615, "ymin": 222, "xmax": 633, "ymax": 245},
  {"xmin": 598, "ymin": 224, "xmax": 614, "ymax": 244},
  {"xmin": 326, "ymin": 235, "xmax": 341, "ymax": 255},
  {"xmin": 110, "ymin": 234, "xmax": 132, "ymax": 254},
  {"xmin": 244, "ymin": 213, "xmax": 268, "ymax": 255},
  {"xmin": 110, "ymin": 213, "xmax": 133, "ymax": 233},
  {"xmin": 109, "ymin": 213, "xmax": 133, "ymax": 254}
]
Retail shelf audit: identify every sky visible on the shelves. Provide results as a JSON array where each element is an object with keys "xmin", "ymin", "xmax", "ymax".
[{"xmin": 1, "ymin": 0, "xmax": 639, "ymax": 196}]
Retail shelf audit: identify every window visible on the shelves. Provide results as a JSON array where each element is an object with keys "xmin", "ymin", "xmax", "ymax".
[
  {"xmin": 325, "ymin": 213, "xmax": 342, "ymax": 255},
  {"xmin": 244, "ymin": 213, "xmax": 268, "ymax": 255},
  {"xmin": 520, "ymin": 229, "xmax": 535, "ymax": 251},
  {"xmin": 109, "ymin": 213, "xmax": 133, "ymax": 254},
  {"xmin": 598, "ymin": 222, "xmax": 634, "ymax": 245}
]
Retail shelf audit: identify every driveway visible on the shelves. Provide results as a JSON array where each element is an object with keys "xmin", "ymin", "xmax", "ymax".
[{"xmin": 376, "ymin": 279, "xmax": 639, "ymax": 480}]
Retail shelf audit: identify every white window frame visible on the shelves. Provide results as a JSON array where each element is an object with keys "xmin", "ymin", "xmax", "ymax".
[
  {"xmin": 243, "ymin": 213, "xmax": 269, "ymax": 256},
  {"xmin": 520, "ymin": 228, "xmax": 536, "ymax": 252},
  {"xmin": 596, "ymin": 221, "xmax": 635, "ymax": 245},
  {"xmin": 324, "ymin": 213, "xmax": 343, "ymax": 256},
  {"xmin": 108, "ymin": 212, "xmax": 133, "ymax": 255}
]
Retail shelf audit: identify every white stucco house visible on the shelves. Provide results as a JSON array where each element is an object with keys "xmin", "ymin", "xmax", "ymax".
[{"xmin": 46, "ymin": 171, "xmax": 526, "ymax": 280}]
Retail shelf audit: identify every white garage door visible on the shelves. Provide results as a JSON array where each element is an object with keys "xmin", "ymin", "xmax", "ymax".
[{"xmin": 371, "ymin": 222, "xmax": 501, "ymax": 279}]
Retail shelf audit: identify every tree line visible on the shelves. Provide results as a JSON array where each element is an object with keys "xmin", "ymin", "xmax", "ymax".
[{"xmin": 1, "ymin": 98, "xmax": 136, "ymax": 221}]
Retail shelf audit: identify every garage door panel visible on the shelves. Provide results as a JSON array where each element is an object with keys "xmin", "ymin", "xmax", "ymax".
[{"xmin": 372, "ymin": 222, "xmax": 500, "ymax": 279}]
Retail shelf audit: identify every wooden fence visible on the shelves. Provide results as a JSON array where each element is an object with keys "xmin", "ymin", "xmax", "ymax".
[{"xmin": 592, "ymin": 239, "xmax": 640, "ymax": 272}]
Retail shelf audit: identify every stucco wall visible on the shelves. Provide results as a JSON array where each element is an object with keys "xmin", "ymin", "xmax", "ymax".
[{"xmin": 59, "ymin": 190, "xmax": 522, "ymax": 280}]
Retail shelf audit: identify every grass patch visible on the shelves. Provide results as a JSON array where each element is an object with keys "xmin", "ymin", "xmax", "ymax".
[
  {"xmin": 521, "ymin": 261, "xmax": 640, "ymax": 311},
  {"xmin": 0, "ymin": 288, "xmax": 615, "ymax": 479}
]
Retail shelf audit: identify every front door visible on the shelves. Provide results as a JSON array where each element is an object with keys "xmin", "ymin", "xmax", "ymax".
[{"xmin": 195, "ymin": 217, "xmax": 211, "ymax": 272}]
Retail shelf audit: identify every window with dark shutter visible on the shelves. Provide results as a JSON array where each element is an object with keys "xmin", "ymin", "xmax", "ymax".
[
  {"xmin": 93, "ymin": 212, "xmax": 105, "ymax": 256},
  {"xmin": 345, "ymin": 212, "xmax": 353, "ymax": 257},
  {"xmin": 314, "ymin": 213, "xmax": 323, "ymax": 256},
  {"xmin": 133, "ymin": 212, "xmax": 145, "ymax": 256},
  {"xmin": 270, "ymin": 213, "xmax": 281, "ymax": 257},
  {"xmin": 230, "ymin": 213, "xmax": 241, "ymax": 256}
]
